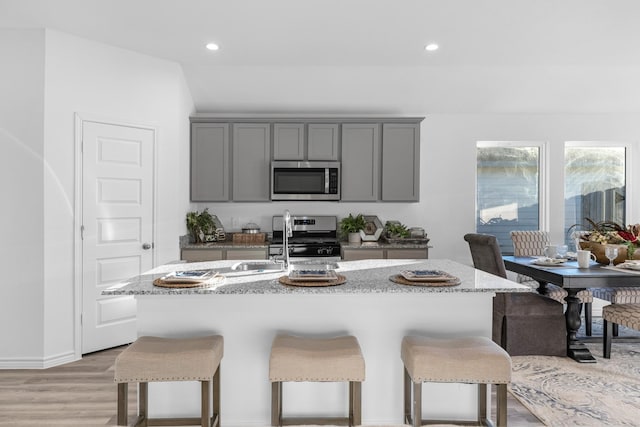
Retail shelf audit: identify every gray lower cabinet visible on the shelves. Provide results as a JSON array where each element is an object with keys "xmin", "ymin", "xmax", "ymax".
[
  {"xmin": 190, "ymin": 123, "xmax": 230, "ymax": 201},
  {"xmin": 341, "ymin": 124, "xmax": 380, "ymax": 201},
  {"xmin": 382, "ymin": 123, "xmax": 420, "ymax": 201},
  {"xmin": 181, "ymin": 247, "xmax": 268, "ymax": 262},
  {"xmin": 232, "ymin": 123, "xmax": 271, "ymax": 201},
  {"xmin": 341, "ymin": 247, "xmax": 428, "ymax": 261}
]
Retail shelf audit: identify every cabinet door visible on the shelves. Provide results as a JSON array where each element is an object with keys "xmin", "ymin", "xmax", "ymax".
[
  {"xmin": 181, "ymin": 249, "xmax": 224, "ymax": 262},
  {"xmin": 341, "ymin": 124, "xmax": 380, "ymax": 201},
  {"xmin": 191, "ymin": 123, "xmax": 229, "ymax": 201},
  {"xmin": 233, "ymin": 123, "xmax": 271, "ymax": 201},
  {"xmin": 341, "ymin": 248, "xmax": 385, "ymax": 261},
  {"xmin": 273, "ymin": 123, "xmax": 304, "ymax": 160},
  {"xmin": 385, "ymin": 248, "xmax": 428, "ymax": 259},
  {"xmin": 382, "ymin": 123, "xmax": 420, "ymax": 201},
  {"xmin": 225, "ymin": 249, "xmax": 268, "ymax": 260},
  {"xmin": 308, "ymin": 124, "xmax": 339, "ymax": 160}
]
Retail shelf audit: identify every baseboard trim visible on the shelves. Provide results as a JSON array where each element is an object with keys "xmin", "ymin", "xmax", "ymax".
[{"xmin": 0, "ymin": 351, "xmax": 78, "ymax": 369}]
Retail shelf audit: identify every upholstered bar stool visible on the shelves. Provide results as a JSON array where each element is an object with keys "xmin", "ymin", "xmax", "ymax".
[
  {"xmin": 603, "ymin": 303, "xmax": 640, "ymax": 358},
  {"xmin": 401, "ymin": 335, "xmax": 512, "ymax": 427},
  {"xmin": 114, "ymin": 335, "xmax": 223, "ymax": 427},
  {"xmin": 269, "ymin": 334, "xmax": 365, "ymax": 426}
]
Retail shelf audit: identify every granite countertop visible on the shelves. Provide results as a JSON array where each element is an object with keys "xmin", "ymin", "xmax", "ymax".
[{"xmin": 103, "ymin": 259, "xmax": 530, "ymax": 296}]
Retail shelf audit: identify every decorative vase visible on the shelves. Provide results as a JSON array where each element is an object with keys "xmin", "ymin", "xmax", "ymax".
[{"xmin": 579, "ymin": 242, "xmax": 639, "ymax": 265}]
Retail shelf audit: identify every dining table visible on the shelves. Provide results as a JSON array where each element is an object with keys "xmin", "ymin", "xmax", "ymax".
[{"xmin": 503, "ymin": 255, "xmax": 640, "ymax": 363}]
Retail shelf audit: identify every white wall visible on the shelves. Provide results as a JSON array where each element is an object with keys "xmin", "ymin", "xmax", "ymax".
[
  {"xmin": 0, "ymin": 28, "xmax": 194, "ymax": 367},
  {"xmin": 0, "ymin": 29, "xmax": 45, "ymax": 365}
]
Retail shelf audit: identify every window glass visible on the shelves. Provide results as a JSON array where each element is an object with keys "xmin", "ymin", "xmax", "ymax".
[
  {"xmin": 476, "ymin": 145, "xmax": 540, "ymax": 254},
  {"xmin": 564, "ymin": 146, "xmax": 626, "ymax": 250}
]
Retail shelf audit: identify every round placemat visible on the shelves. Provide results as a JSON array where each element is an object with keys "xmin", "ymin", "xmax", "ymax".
[
  {"xmin": 153, "ymin": 278, "xmax": 212, "ymax": 288},
  {"xmin": 389, "ymin": 274, "xmax": 460, "ymax": 287},
  {"xmin": 278, "ymin": 274, "xmax": 347, "ymax": 287}
]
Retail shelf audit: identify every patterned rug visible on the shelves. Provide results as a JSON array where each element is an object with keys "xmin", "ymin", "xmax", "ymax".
[{"xmin": 509, "ymin": 342, "xmax": 640, "ymax": 426}]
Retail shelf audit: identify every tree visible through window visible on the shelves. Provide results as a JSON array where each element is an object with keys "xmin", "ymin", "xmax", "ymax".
[{"xmin": 476, "ymin": 145, "xmax": 540, "ymax": 254}]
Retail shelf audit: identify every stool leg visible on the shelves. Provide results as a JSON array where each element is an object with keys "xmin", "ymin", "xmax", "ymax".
[
  {"xmin": 117, "ymin": 383, "xmax": 128, "ymax": 426},
  {"xmin": 585, "ymin": 302, "xmax": 593, "ymax": 336},
  {"xmin": 404, "ymin": 367, "xmax": 411, "ymax": 424},
  {"xmin": 349, "ymin": 381, "xmax": 361, "ymax": 426},
  {"xmin": 201, "ymin": 380, "xmax": 210, "ymax": 427},
  {"xmin": 139, "ymin": 382, "xmax": 148, "ymax": 427},
  {"xmin": 496, "ymin": 383, "xmax": 507, "ymax": 427},
  {"xmin": 213, "ymin": 365, "xmax": 221, "ymax": 427},
  {"xmin": 412, "ymin": 380, "xmax": 422, "ymax": 427},
  {"xmin": 477, "ymin": 383, "xmax": 487, "ymax": 424},
  {"xmin": 603, "ymin": 319, "xmax": 613, "ymax": 359},
  {"xmin": 271, "ymin": 381, "xmax": 282, "ymax": 427}
]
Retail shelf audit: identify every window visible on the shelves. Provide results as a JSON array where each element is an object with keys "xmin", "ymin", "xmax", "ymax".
[
  {"xmin": 476, "ymin": 142, "xmax": 543, "ymax": 254},
  {"xmin": 564, "ymin": 144, "xmax": 627, "ymax": 250}
]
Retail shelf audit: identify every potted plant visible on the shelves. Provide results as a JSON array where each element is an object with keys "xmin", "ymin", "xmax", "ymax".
[
  {"xmin": 384, "ymin": 221, "xmax": 409, "ymax": 240},
  {"xmin": 339, "ymin": 214, "xmax": 367, "ymax": 244},
  {"xmin": 186, "ymin": 208, "xmax": 216, "ymax": 243}
]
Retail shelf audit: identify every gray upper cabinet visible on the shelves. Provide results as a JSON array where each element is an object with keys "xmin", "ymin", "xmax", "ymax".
[
  {"xmin": 233, "ymin": 123, "xmax": 271, "ymax": 201},
  {"xmin": 341, "ymin": 124, "xmax": 380, "ymax": 201},
  {"xmin": 273, "ymin": 123, "xmax": 305, "ymax": 160},
  {"xmin": 308, "ymin": 124, "xmax": 339, "ymax": 160},
  {"xmin": 382, "ymin": 123, "xmax": 420, "ymax": 201},
  {"xmin": 191, "ymin": 123, "xmax": 230, "ymax": 201}
]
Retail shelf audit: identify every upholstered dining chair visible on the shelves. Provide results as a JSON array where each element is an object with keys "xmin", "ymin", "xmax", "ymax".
[
  {"xmin": 464, "ymin": 233, "xmax": 567, "ymax": 356},
  {"xmin": 510, "ymin": 230, "xmax": 593, "ymax": 336}
]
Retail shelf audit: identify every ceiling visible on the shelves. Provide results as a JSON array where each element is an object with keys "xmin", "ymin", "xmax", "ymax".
[{"xmin": 3, "ymin": 0, "xmax": 640, "ymax": 112}]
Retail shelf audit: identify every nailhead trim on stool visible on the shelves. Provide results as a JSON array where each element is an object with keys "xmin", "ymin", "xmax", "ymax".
[
  {"xmin": 269, "ymin": 334, "xmax": 365, "ymax": 426},
  {"xmin": 114, "ymin": 335, "xmax": 223, "ymax": 427},
  {"xmin": 401, "ymin": 336, "xmax": 512, "ymax": 427}
]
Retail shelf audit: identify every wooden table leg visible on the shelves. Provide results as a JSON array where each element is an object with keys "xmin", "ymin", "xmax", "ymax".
[{"xmin": 565, "ymin": 288, "xmax": 596, "ymax": 363}]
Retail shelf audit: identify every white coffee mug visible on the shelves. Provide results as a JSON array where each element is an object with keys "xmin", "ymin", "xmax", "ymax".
[
  {"xmin": 577, "ymin": 250, "xmax": 596, "ymax": 268},
  {"xmin": 544, "ymin": 245, "xmax": 558, "ymax": 259}
]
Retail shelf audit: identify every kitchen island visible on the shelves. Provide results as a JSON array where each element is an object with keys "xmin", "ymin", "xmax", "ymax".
[{"xmin": 104, "ymin": 259, "xmax": 529, "ymax": 426}]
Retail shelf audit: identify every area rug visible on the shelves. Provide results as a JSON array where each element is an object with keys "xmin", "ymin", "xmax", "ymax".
[{"xmin": 509, "ymin": 342, "xmax": 640, "ymax": 426}]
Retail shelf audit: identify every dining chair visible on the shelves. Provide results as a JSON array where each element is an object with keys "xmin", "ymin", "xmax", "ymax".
[
  {"xmin": 464, "ymin": 233, "xmax": 567, "ymax": 356},
  {"xmin": 510, "ymin": 230, "xmax": 594, "ymax": 336}
]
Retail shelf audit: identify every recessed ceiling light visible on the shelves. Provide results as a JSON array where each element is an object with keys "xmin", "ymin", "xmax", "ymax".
[
  {"xmin": 424, "ymin": 43, "xmax": 439, "ymax": 52},
  {"xmin": 206, "ymin": 43, "xmax": 220, "ymax": 51}
]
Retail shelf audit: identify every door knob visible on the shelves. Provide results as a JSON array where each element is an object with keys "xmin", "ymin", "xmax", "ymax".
[{"xmin": 142, "ymin": 243, "xmax": 152, "ymax": 250}]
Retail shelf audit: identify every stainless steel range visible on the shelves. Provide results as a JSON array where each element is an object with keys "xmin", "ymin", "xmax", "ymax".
[{"xmin": 269, "ymin": 215, "xmax": 341, "ymax": 261}]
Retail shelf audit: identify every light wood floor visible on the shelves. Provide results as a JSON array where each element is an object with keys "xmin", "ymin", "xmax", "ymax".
[{"xmin": 0, "ymin": 345, "xmax": 545, "ymax": 427}]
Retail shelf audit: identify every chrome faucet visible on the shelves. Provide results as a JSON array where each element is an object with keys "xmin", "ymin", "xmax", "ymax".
[{"xmin": 283, "ymin": 210, "xmax": 292, "ymax": 271}]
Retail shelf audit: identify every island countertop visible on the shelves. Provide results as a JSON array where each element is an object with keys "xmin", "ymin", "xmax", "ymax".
[{"xmin": 103, "ymin": 258, "xmax": 530, "ymax": 296}]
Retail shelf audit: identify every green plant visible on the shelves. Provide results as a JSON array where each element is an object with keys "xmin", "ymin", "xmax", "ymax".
[
  {"xmin": 385, "ymin": 221, "xmax": 409, "ymax": 238},
  {"xmin": 339, "ymin": 214, "xmax": 366, "ymax": 237},
  {"xmin": 186, "ymin": 208, "xmax": 216, "ymax": 242}
]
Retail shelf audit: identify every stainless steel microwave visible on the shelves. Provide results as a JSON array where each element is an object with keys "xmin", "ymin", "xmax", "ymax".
[{"xmin": 271, "ymin": 161, "xmax": 340, "ymax": 201}]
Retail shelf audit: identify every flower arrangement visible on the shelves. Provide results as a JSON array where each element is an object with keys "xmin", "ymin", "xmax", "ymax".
[
  {"xmin": 575, "ymin": 218, "xmax": 640, "ymax": 261},
  {"xmin": 579, "ymin": 219, "xmax": 640, "ymax": 245}
]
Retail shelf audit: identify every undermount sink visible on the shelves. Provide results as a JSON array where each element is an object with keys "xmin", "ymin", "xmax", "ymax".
[{"xmin": 231, "ymin": 261, "xmax": 285, "ymax": 272}]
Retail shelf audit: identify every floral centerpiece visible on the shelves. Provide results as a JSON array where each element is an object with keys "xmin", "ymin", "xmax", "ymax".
[{"xmin": 575, "ymin": 219, "xmax": 640, "ymax": 264}]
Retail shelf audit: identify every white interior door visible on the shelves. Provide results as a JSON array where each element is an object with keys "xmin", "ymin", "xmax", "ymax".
[{"xmin": 81, "ymin": 120, "xmax": 154, "ymax": 354}]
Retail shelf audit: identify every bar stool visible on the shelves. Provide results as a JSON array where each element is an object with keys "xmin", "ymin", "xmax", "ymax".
[
  {"xmin": 114, "ymin": 335, "xmax": 223, "ymax": 427},
  {"xmin": 401, "ymin": 335, "xmax": 512, "ymax": 427},
  {"xmin": 269, "ymin": 334, "xmax": 365, "ymax": 426}
]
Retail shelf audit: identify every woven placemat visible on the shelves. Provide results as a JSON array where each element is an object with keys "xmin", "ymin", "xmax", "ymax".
[
  {"xmin": 278, "ymin": 274, "xmax": 347, "ymax": 287},
  {"xmin": 389, "ymin": 274, "xmax": 461, "ymax": 287},
  {"xmin": 153, "ymin": 278, "xmax": 212, "ymax": 288}
]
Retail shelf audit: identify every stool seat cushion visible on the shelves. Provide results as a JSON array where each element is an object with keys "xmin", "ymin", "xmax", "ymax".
[
  {"xmin": 114, "ymin": 335, "xmax": 223, "ymax": 383},
  {"xmin": 269, "ymin": 334, "xmax": 365, "ymax": 382},
  {"xmin": 401, "ymin": 336, "xmax": 511, "ymax": 384}
]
